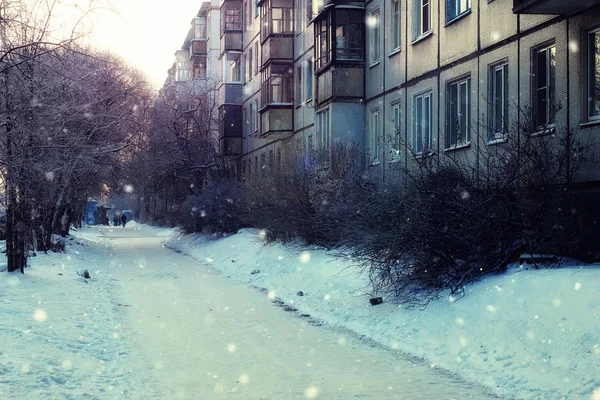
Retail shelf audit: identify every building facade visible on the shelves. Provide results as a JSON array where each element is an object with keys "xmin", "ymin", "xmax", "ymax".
[{"xmin": 165, "ymin": 0, "xmax": 600, "ymax": 186}]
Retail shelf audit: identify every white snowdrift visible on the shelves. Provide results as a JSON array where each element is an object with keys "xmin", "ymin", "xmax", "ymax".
[{"xmin": 167, "ymin": 228, "xmax": 600, "ymax": 400}]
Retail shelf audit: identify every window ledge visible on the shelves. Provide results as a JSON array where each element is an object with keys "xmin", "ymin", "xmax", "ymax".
[
  {"xmin": 530, "ymin": 124, "xmax": 555, "ymax": 137},
  {"xmin": 445, "ymin": 9, "xmax": 472, "ymax": 27},
  {"xmin": 369, "ymin": 60, "xmax": 381, "ymax": 69},
  {"xmin": 411, "ymin": 31, "xmax": 433, "ymax": 46},
  {"xmin": 443, "ymin": 142, "xmax": 471, "ymax": 152},
  {"xmin": 579, "ymin": 119, "xmax": 600, "ymax": 129},
  {"xmin": 487, "ymin": 136, "xmax": 508, "ymax": 146},
  {"xmin": 388, "ymin": 48, "xmax": 402, "ymax": 58}
]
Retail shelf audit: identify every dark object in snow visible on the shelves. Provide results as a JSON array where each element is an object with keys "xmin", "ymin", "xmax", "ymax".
[
  {"xmin": 58, "ymin": 273, "xmax": 63, "ymax": 276},
  {"xmin": 370, "ymin": 297, "xmax": 383, "ymax": 305},
  {"xmin": 250, "ymin": 269, "xmax": 260, "ymax": 275},
  {"xmin": 231, "ymin": 259, "xmax": 236, "ymax": 263},
  {"xmin": 79, "ymin": 270, "xmax": 91, "ymax": 279},
  {"xmin": 297, "ymin": 291, "xmax": 304, "ymax": 296}
]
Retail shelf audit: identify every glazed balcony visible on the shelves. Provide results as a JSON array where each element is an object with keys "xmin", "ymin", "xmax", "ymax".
[
  {"xmin": 218, "ymin": 105, "xmax": 242, "ymax": 157},
  {"xmin": 513, "ymin": 0, "xmax": 600, "ymax": 14},
  {"xmin": 189, "ymin": 39, "xmax": 207, "ymax": 57},
  {"xmin": 261, "ymin": 36, "xmax": 293, "ymax": 67}
]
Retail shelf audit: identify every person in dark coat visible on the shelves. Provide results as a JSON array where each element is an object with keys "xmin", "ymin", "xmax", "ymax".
[{"xmin": 120, "ymin": 213, "xmax": 127, "ymax": 227}]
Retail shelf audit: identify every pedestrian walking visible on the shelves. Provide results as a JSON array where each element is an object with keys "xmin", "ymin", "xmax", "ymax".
[{"xmin": 121, "ymin": 213, "xmax": 127, "ymax": 227}]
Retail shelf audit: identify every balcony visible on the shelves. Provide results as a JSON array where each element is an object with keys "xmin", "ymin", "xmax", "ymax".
[
  {"xmin": 218, "ymin": 104, "xmax": 242, "ymax": 157},
  {"xmin": 218, "ymin": 82, "xmax": 243, "ymax": 105},
  {"xmin": 220, "ymin": 0, "xmax": 243, "ymax": 53},
  {"xmin": 259, "ymin": 75, "xmax": 293, "ymax": 138},
  {"xmin": 513, "ymin": 0, "xmax": 600, "ymax": 14},
  {"xmin": 261, "ymin": 36, "xmax": 293, "ymax": 67},
  {"xmin": 189, "ymin": 39, "xmax": 207, "ymax": 57}
]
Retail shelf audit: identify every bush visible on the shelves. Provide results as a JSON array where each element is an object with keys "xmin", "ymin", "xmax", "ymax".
[{"xmin": 175, "ymin": 179, "xmax": 250, "ymax": 234}]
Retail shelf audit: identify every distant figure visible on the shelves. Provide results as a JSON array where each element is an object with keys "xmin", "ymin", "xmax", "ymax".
[
  {"xmin": 120, "ymin": 213, "xmax": 127, "ymax": 227},
  {"xmin": 113, "ymin": 215, "xmax": 119, "ymax": 226}
]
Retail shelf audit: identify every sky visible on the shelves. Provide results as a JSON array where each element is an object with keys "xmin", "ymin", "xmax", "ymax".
[{"xmin": 77, "ymin": 0, "xmax": 205, "ymax": 89}]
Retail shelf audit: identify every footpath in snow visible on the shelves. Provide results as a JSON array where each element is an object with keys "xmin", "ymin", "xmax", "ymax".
[
  {"xmin": 168, "ymin": 228, "xmax": 600, "ymax": 400},
  {"xmin": 0, "ymin": 225, "xmax": 495, "ymax": 399}
]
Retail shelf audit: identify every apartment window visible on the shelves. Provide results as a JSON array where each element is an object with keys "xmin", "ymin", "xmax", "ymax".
[
  {"xmin": 254, "ymin": 42, "xmax": 259, "ymax": 74},
  {"xmin": 176, "ymin": 61, "xmax": 189, "ymax": 82},
  {"xmin": 296, "ymin": 65, "xmax": 303, "ymax": 106},
  {"xmin": 249, "ymin": 48, "xmax": 253, "ymax": 80},
  {"xmin": 254, "ymin": 99, "xmax": 259, "ymax": 131},
  {"xmin": 532, "ymin": 44, "xmax": 556, "ymax": 128},
  {"xmin": 447, "ymin": 77, "xmax": 471, "ymax": 147},
  {"xmin": 247, "ymin": 0, "xmax": 252, "ymax": 27},
  {"xmin": 315, "ymin": 13, "xmax": 332, "ymax": 69},
  {"xmin": 193, "ymin": 18, "xmax": 206, "ymax": 39},
  {"xmin": 243, "ymin": 107, "xmax": 248, "ymax": 136},
  {"xmin": 249, "ymin": 104, "xmax": 254, "ymax": 133},
  {"xmin": 370, "ymin": 109, "xmax": 380, "ymax": 163},
  {"xmin": 489, "ymin": 62, "xmax": 509, "ymax": 140},
  {"xmin": 222, "ymin": 8, "xmax": 242, "ymax": 32},
  {"xmin": 413, "ymin": 92, "xmax": 431, "ymax": 153},
  {"xmin": 413, "ymin": 0, "xmax": 430, "ymax": 40},
  {"xmin": 392, "ymin": 102, "xmax": 401, "ymax": 157},
  {"xmin": 316, "ymin": 108, "xmax": 330, "ymax": 154},
  {"xmin": 242, "ymin": 160, "xmax": 247, "ymax": 179},
  {"xmin": 261, "ymin": 64, "xmax": 293, "ymax": 106},
  {"xmin": 255, "ymin": 0, "xmax": 259, "ymax": 17},
  {"xmin": 306, "ymin": 58, "xmax": 313, "ymax": 101},
  {"xmin": 369, "ymin": 9, "xmax": 380, "ymax": 64},
  {"xmin": 244, "ymin": 54, "xmax": 248, "ymax": 82},
  {"xmin": 254, "ymin": 156, "xmax": 258, "ymax": 176},
  {"xmin": 261, "ymin": 0, "xmax": 293, "ymax": 39},
  {"xmin": 315, "ymin": 9, "xmax": 364, "ymax": 70},
  {"xmin": 447, "ymin": 0, "xmax": 470, "ymax": 22},
  {"xmin": 277, "ymin": 149, "xmax": 282, "ymax": 169},
  {"xmin": 296, "ymin": 0, "xmax": 304, "ymax": 33},
  {"xmin": 244, "ymin": 1, "xmax": 248, "ymax": 28},
  {"xmin": 392, "ymin": 0, "xmax": 401, "ymax": 51},
  {"xmin": 336, "ymin": 9, "xmax": 364, "ymax": 61},
  {"xmin": 587, "ymin": 28, "xmax": 600, "ymax": 120},
  {"xmin": 225, "ymin": 55, "xmax": 242, "ymax": 82}
]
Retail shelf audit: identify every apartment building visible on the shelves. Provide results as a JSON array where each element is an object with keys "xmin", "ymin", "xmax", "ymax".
[
  {"xmin": 365, "ymin": 0, "xmax": 600, "ymax": 186},
  {"xmin": 165, "ymin": 0, "xmax": 600, "ymax": 187}
]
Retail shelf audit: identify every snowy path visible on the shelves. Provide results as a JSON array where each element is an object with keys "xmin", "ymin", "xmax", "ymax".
[{"xmin": 98, "ymin": 227, "xmax": 495, "ymax": 400}]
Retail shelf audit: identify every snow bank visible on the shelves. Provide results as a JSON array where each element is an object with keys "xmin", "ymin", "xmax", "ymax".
[
  {"xmin": 167, "ymin": 229, "xmax": 600, "ymax": 400},
  {"xmin": 0, "ymin": 238, "xmax": 157, "ymax": 399}
]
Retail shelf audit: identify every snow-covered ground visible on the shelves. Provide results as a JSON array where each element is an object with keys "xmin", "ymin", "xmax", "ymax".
[
  {"xmin": 168, "ymin": 228, "xmax": 600, "ymax": 400},
  {"xmin": 0, "ymin": 232, "xmax": 159, "ymax": 399}
]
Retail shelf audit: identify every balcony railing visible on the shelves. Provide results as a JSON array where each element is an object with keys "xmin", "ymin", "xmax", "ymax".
[
  {"xmin": 189, "ymin": 39, "xmax": 207, "ymax": 56},
  {"xmin": 260, "ymin": 76, "xmax": 293, "ymax": 108},
  {"xmin": 513, "ymin": 0, "xmax": 600, "ymax": 14}
]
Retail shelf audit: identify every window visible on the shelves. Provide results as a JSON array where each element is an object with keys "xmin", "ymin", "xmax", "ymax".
[
  {"xmin": 336, "ymin": 9, "xmax": 364, "ymax": 61},
  {"xmin": 249, "ymin": 48, "xmax": 253, "ymax": 80},
  {"xmin": 176, "ymin": 61, "xmax": 189, "ymax": 82},
  {"xmin": 447, "ymin": 77, "xmax": 471, "ymax": 147},
  {"xmin": 248, "ymin": 104, "xmax": 254, "ymax": 133},
  {"xmin": 392, "ymin": 0, "xmax": 401, "ymax": 51},
  {"xmin": 222, "ymin": 8, "xmax": 242, "ymax": 32},
  {"xmin": 369, "ymin": 10, "xmax": 380, "ymax": 64},
  {"xmin": 225, "ymin": 55, "xmax": 242, "ymax": 82},
  {"xmin": 306, "ymin": 58, "xmax": 313, "ymax": 101},
  {"xmin": 269, "ymin": 150, "xmax": 274, "ymax": 168},
  {"xmin": 255, "ymin": 42, "xmax": 259, "ymax": 74},
  {"xmin": 255, "ymin": 0, "xmax": 259, "ymax": 17},
  {"xmin": 296, "ymin": 0, "xmax": 304, "ymax": 33},
  {"xmin": 261, "ymin": 0, "xmax": 293, "ymax": 39},
  {"xmin": 243, "ymin": 107, "xmax": 248, "ymax": 136},
  {"xmin": 587, "ymin": 28, "xmax": 600, "ymax": 121},
  {"xmin": 261, "ymin": 64, "xmax": 293, "ymax": 105},
  {"xmin": 370, "ymin": 109, "xmax": 380, "ymax": 163},
  {"xmin": 194, "ymin": 18, "xmax": 206, "ymax": 39},
  {"xmin": 244, "ymin": 1, "xmax": 248, "ymax": 28},
  {"xmin": 244, "ymin": 53, "xmax": 248, "ymax": 82},
  {"xmin": 315, "ymin": 13, "xmax": 332, "ymax": 69},
  {"xmin": 413, "ymin": 92, "xmax": 431, "ymax": 153},
  {"xmin": 316, "ymin": 109, "xmax": 330, "ymax": 155},
  {"xmin": 254, "ymin": 99, "xmax": 259, "ymax": 131},
  {"xmin": 277, "ymin": 148, "xmax": 282, "ymax": 169},
  {"xmin": 532, "ymin": 44, "xmax": 556, "ymax": 128},
  {"xmin": 447, "ymin": 0, "xmax": 470, "ymax": 22},
  {"xmin": 254, "ymin": 156, "xmax": 258, "ymax": 176},
  {"xmin": 296, "ymin": 65, "xmax": 303, "ymax": 106},
  {"xmin": 392, "ymin": 102, "xmax": 401, "ymax": 158},
  {"xmin": 413, "ymin": 0, "xmax": 430, "ymax": 40},
  {"xmin": 307, "ymin": 0, "xmax": 312, "ymax": 22},
  {"xmin": 489, "ymin": 62, "xmax": 509, "ymax": 140}
]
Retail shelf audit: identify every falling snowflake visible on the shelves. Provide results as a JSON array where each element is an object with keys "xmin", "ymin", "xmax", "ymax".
[
  {"xmin": 299, "ymin": 252, "xmax": 311, "ymax": 263},
  {"xmin": 34, "ymin": 309, "xmax": 48, "ymax": 322},
  {"xmin": 304, "ymin": 386, "xmax": 319, "ymax": 399}
]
